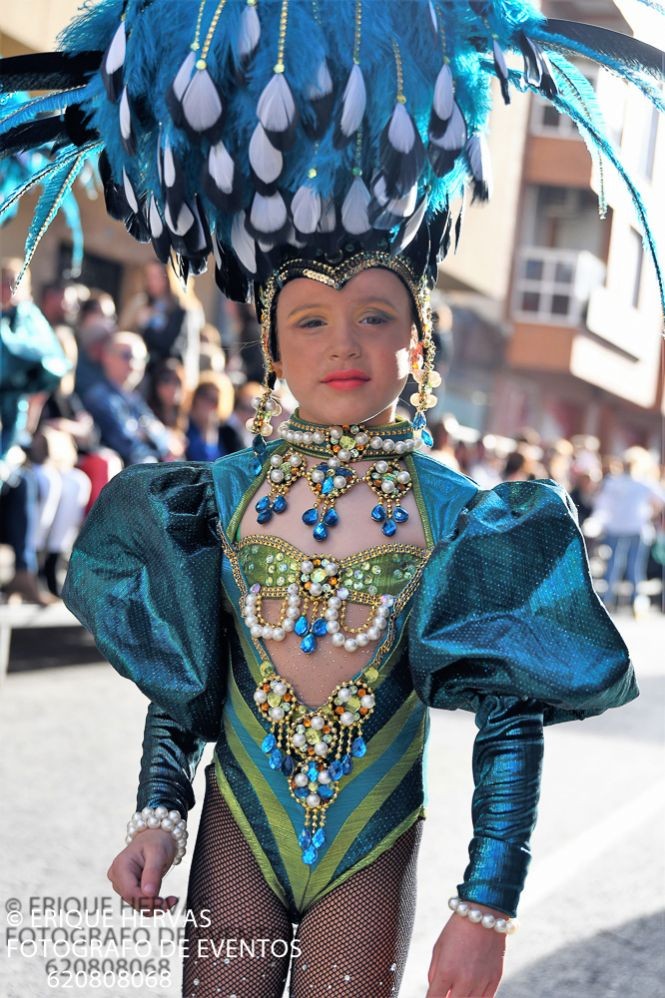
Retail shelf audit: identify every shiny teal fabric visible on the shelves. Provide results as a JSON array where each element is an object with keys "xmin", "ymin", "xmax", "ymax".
[{"xmin": 62, "ymin": 455, "xmax": 637, "ymax": 917}]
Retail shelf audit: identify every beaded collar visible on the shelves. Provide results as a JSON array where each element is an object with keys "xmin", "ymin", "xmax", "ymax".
[{"xmin": 277, "ymin": 411, "xmax": 417, "ymax": 463}]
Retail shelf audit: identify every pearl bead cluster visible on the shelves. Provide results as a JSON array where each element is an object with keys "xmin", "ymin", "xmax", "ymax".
[
  {"xmin": 448, "ymin": 897, "xmax": 518, "ymax": 934},
  {"xmin": 278, "ymin": 420, "xmax": 419, "ymax": 459},
  {"xmin": 126, "ymin": 806, "xmax": 188, "ymax": 865}
]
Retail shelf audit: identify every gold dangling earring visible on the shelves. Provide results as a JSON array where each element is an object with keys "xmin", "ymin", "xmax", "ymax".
[
  {"xmin": 409, "ymin": 287, "xmax": 440, "ymax": 448},
  {"xmin": 248, "ymin": 321, "xmax": 283, "ymax": 473}
]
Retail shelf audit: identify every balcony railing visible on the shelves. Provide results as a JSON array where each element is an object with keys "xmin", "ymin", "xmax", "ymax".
[{"xmin": 512, "ymin": 247, "xmax": 606, "ymax": 326}]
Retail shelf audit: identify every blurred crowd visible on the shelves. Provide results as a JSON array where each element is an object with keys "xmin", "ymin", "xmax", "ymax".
[{"xmin": 1, "ymin": 256, "xmax": 664, "ymax": 616}]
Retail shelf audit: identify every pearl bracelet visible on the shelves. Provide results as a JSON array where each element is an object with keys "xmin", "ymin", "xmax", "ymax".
[
  {"xmin": 448, "ymin": 896, "xmax": 518, "ymax": 934},
  {"xmin": 126, "ymin": 806, "xmax": 188, "ymax": 865}
]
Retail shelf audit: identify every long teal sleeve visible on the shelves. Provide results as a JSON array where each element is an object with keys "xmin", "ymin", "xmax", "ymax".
[{"xmin": 137, "ymin": 702, "xmax": 207, "ymax": 817}]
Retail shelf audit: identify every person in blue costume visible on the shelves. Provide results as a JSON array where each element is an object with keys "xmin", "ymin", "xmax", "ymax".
[{"xmin": 2, "ymin": 2, "xmax": 659, "ymax": 996}]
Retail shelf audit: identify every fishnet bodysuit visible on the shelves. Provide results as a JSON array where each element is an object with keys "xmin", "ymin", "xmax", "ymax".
[{"xmin": 182, "ymin": 764, "xmax": 423, "ymax": 998}]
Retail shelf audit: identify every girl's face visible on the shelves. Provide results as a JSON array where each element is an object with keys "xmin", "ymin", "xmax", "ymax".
[{"xmin": 273, "ymin": 268, "xmax": 416, "ymax": 427}]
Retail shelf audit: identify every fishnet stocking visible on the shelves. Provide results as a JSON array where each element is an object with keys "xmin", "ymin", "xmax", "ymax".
[
  {"xmin": 182, "ymin": 764, "xmax": 294, "ymax": 998},
  {"xmin": 182, "ymin": 764, "xmax": 423, "ymax": 998},
  {"xmin": 289, "ymin": 819, "xmax": 423, "ymax": 998}
]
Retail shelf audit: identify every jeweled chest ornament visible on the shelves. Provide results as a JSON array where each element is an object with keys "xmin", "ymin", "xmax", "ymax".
[
  {"xmin": 253, "ymin": 665, "xmax": 377, "ymax": 866},
  {"xmin": 254, "ymin": 418, "xmax": 417, "ymax": 539}
]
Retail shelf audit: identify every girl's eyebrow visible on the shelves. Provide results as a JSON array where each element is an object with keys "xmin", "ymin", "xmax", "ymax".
[{"xmin": 287, "ymin": 297, "xmax": 397, "ymax": 319}]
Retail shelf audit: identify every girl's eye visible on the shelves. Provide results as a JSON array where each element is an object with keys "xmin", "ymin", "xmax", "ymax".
[
  {"xmin": 298, "ymin": 318, "xmax": 326, "ymax": 328},
  {"xmin": 360, "ymin": 314, "xmax": 390, "ymax": 325}
]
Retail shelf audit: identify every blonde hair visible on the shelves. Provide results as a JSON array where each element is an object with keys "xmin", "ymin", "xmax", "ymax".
[{"xmin": 190, "ymin": 372, "xmax": 235, "ymax": 423}]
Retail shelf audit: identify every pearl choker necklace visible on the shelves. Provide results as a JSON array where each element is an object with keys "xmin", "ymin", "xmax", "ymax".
[{"xmin": 277, "ymin": 415, "xmax": 419, "ymax": 463}]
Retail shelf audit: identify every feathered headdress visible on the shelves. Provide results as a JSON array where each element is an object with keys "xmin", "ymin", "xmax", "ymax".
[{"xmin": 1, "ymin": 0, "xmax": 663, "ymax": 307}]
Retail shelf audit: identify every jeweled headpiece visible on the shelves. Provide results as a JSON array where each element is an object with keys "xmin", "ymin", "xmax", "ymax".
[{"xmin": 1, "ymin": 0, "xmax": 663, "ymax": 305}]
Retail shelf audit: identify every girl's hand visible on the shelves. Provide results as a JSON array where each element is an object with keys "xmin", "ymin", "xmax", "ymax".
[
  {"xmin": 426, "ymin": 908, "xmax": 507, "ymax": 997},
  {"xmin": 106, "ymin": 830, "xmax": 179, "ymax": 916}
]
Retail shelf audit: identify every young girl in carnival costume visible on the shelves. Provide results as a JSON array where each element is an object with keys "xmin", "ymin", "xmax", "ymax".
[{"xmin": 2, "ymin": 1, "xmax": 662, "ymax": 994}]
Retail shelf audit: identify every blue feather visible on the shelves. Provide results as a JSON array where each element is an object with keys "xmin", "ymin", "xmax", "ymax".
[
  {"xmin": 12, "ymin": 142, "xmax": 102, "ymax": 287},
  {"xmin": 0, "ymin": 87, "xmax": 90, "ymax": 136}
]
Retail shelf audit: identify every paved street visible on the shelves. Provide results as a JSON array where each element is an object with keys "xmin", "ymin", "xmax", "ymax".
[{"xmin": 0, "ymin": 610, "xmax": 663, "ymax": 998}]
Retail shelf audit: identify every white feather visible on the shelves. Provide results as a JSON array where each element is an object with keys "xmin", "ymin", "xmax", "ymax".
[
  {"xmin": 238, "ymin": 2, "xmax": 261, "ymax": 59},
  {"xmin": 122, "ymin": 170, "xmax": 138, "ymax": 213},
  {"xmin": 437, "ymin": 102, "xmax": 467, "ymax": 151},
  {"xmin": 163, "ymin": 141, "xmax": 176, "ymax": 188},
  {"xmin": 307, "ymin": 59, "xmax": 333, "ymax": 99},
  {"xmin": 208, "ymin": 140, "xmax": 235, "ymax": 194},
  {"xmin": 493, "ymin": 40, "xmax": 508, "ymax": 79},
  {"xmin": 432, "ymin": 64, "xmax": 454, "ymax": 122},
  {"xmin": 182, "ymin": 69, "xmax": 223, "ymax": 132},
  {"xmin": 466, "ymin": 134, "xmax": 493, "ymax": 196},
  {"xmin": 388, "ymin": 182, "xmax": 418, "ymax": 218},
  {"xmin": 249, "ymin": 123, "xmax": 283, "ymax": 184},
  {"xmin": 105, "ymin": 21, "xmax": 126, "ymax": 75},
  {"xmin": 257, "ymin": 73, "xmax": 295, "ymax": 133},
  {"xmin": 341, "ymin": 176, "xmax": 371, "ymax": 235},
  {"xmin": 212, "ymin": 237, "xmax": 222, "ymax": 270},
  {"xmin": 428, "ymin": 1, "xmax": 438, "ymax": 35},
  {"xmin": 149, "ymin": 196, "xmax": 163, "ymax": 237},
  {"xmin": 119, "ymin": 86, "xmax": 131, "ymax": 141},
  {"xmin": 372, "ymin": 175, "xmax": 389, "ymax": 206},
  {"xmin": 250, "ymin": 191, "xmax": 287, "ymax": 234},
  {"xmin": 232, "ymin": 212, "xmax": 257, "ymax": 273},
  {"xmin": 172, "ymin": 51, "xmax": 196, "ymax": 101},
  {"xmin": 165, "ymin": 201, "xmax": 194, "ymax": 236},
  {"xmin": 387, "ymin": 102, "xmax": 416, "ymax": 154},
  {"xmin": 340, "ymin": 64, "xmax": 366, "ymax": 136},
  {"xmin": 291, "ymin": 185, "xmax": 322, "ymax": 234},
  {"xmin": 397, "ymin": 196, "xmax": 428, "ymax": 252},
  {"xmin": 318, "ymin": 200, "xmax": 336, "ymax": 233}
]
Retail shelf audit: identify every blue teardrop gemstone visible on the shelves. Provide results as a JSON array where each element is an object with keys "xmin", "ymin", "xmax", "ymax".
[
  {"xmin": 318, "ymin": 784, "xmax": 334, "ymax": 800},
  {"xmin": 371, "ymin": 504, "xmax": 387, "ymax": 522},
  {"xmin": 351, "ymin": 736, "xmax": 367, "ymax": 758},
  {"xmin": 281, "ymin": 755, "xmax": 295, "ymax": 776},
  {"xmin": 393, "ymin": 506, "xmax": 409, "ymax": 523},
  {"xmin": 382, "ymin": 519, "xmax": 397, "ymax": 537},
  {"xmin": 338, "ymin": 467, "xmax": 353, "ymax": 478},
  {"xmin": 329, "ymin": 760, "xmax": 344, "ymax": 780},
  {"xmin": 313, "ymin": 523, "xmax": 328, "ymax": 541},
  {"xmin": 321, "ymin": 477, "xmax": 334, "ymax": 495},
  {"xmin": 307, "ymin": 762, "xmax": 319, "ymax": 781},
  {"xmin": 255, "ymin": 495, "xmax": 271, "ymax": 512},
  {"xmin": 300, "ymin": 634, "xmax": 317, "ymax": 654},
  {"xmin": 252, "ymin": 434, "xmax": 267, "ymax": 455},
  {"xmin": 302, "ymin": 845, "xmax": 318, "ymax": 866},
  {"xmin": 312, "ymin": 828, "xmax": 326, "ymax": 848},
  {"xmin": 257, "ymin": 509, "xmax": 273, "ymax": 525},
  {"xmin": 294, "ymin": 615, "xmax": 309, "ymax": 637},
  {"xmin": 422, "ymin": 427, "xmax": 434, "ymax": 447},
  {"xmin": 272, "ymin": 495, "xmax": 287, "ymax": 513},
  {"xmin": 341, "ymin": 754, "xmax": 352, "ymax": 775},
  {"xmin": 312, "ymin": 618, "xmax": 328, "ymax": 637},
  {"xmin": 269, "ymin": 748, "xmax": 283, "ymax": 769},
  {"xmin": 323, "ymin": 508, "xmax": 339, "ymax": 526},
  {"xmin": 413, "ymin": 413, "xmax": 426, "ymax": 429},
  {"xmin": 294, "ymin": 786, "xmax": 309, "ymax": 798},
  {"xmin": 298, "ymin": 828, "xmax": 312, "ymax": 848},
  {"xmin": 302, "ymin": 508, "xmax": 319, "ymax": 525},
  {"xmin": 261, "ymin": 733, "xmax": 276, "ymax": 753}
]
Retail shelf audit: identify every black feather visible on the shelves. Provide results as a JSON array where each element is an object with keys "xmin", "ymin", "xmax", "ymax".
[
  {"xmin": 542, "ymin": 19, "xmax": 665, "ymax": 80},
  {"xmin": 0, "ymin": 51, "xmax": 102, "ymax": 92},
  {"xmin": 0, "ymin": 117, "xmax": 69, "ymax": 160}
]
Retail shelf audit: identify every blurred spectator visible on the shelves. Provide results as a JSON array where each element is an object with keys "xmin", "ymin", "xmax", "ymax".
[
  {"xmin": 200, "ymin": 322, "xmax": 225, "ymax": 358},
  {"xmin": 502, "ymin": 448, "xmax": 538, "ymax": 482},
  {"xmin": 146, "ymin": 359, "xmax": 188, "ymax": 460},
  {"xmin": 1, "ymin": 259, "xmax": 70, "ymax": 604},
  {"xmin": 430, "ymin": 415, "xmax": 461, "ymax": 472},
  {"xmin": 468, "ymin": 438, "xmax": 501, "ymax": 489},
  {"xmin": 544, "ymin": 438, "xmax": 574, "ymax": 489},
  {"xmin": 199, "ymin": 342, "xmax": 227, "ymax": 376},
  {"xmin": 185, "ymin": 373, "xmax": 243, "ymax": 461},
  {"xmin": 226, "ymin": 380, "xmax": 263, "ymax": 448},
  {"xmin": 120, "ymin": 261, "xmax": 204, "ymax": 393},
  {"xmin": 82, "ymin": 332, "xmax": 172, "ymax": 465},
  {"xmin": 74, "ymin": 290, "xmax": 117, "ymax": 397},
  {"xmin": 39, "ymin": 282, "xmax": 79, "ymax": 334},
  {"xmin": 569, "ymin": 471, "xmax": 597, "ymax": 528},
  {"xmin": 588, "ymin": 447, "xmax": 665, "ymax": 614}
]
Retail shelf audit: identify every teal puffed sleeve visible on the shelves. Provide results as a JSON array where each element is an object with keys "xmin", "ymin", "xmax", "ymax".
[
  {"xmin": 408, "ymin": 479, "xmax": 638, "ymax": 915},
  {"xmin": 136, "ymin": 702, "xmax": 207, "ymax": 816},
  {"xmin": 62, "ymin": 461, "xmax": 229, "ymax": 742}
]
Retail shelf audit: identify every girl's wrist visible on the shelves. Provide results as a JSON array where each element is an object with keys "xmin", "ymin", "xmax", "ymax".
[
  {"xmin": 448, "ymin": 896, "xmax": 518, "ymax": 934},
  {"xmin": 126, "ymin": 806, "xmax": 188, "ymax": 865}
]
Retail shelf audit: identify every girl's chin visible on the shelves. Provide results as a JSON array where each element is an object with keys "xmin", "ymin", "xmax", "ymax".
[{"xmin": 298, "ymin": 403, "xmax": 396, "ymax": 427}]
